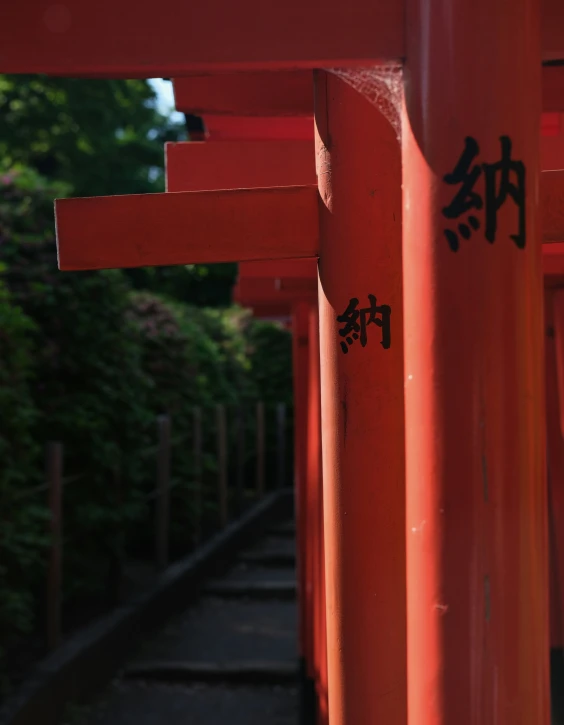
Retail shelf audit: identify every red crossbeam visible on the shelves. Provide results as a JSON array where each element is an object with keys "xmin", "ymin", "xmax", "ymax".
[
  {"xmin": 173, "ymin": 73, "xmax": 312, "ymax": 117},
  {"xmin": 1, "ymin": 0, "xmax": 563, "ymax": 75},
  {"xmin": 233, "ymin": 278, "xmax": 317, "ymax": 305},
  {"xmin": 176, "ymin": 68, "xmax": 564, "ymax": 116},
  {"xmin": 166, "ymin": 140, "xmax": 315, "ymax": 192},
  {"xmin": 0, "ymin": 0, "xmax": 404, "ymax": 74},
  {"xmin": 55, "ymin": 170, "xmax": 564, "ymax": 272},
  {"xmin": 238, "ymin": 260, "xmax": 317, "ymax": 279},
  {"xmin": 55, "ymin": 186, "xmax": 319, "ymax": 271}
]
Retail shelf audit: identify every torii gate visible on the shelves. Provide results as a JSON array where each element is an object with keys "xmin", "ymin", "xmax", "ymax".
[{"xmin": 4, "ymin": 1, "xmax": 564, "ymax": 723}]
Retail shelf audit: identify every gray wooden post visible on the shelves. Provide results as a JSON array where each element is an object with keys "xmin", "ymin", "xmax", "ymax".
[
  {"xmin": 216, "ymin": 404, "xmax": 228, "ymax": 528},
  {"xmin": 277, "ymin": 403, "xmax": 287, "ymax": 489},
  {"xmin": 46, "ymin": 442, "xmax": 63, "ymax": 651},
  {"xmin": 256, "ymin": 401, "xmax": 265, "ymax": 498},
  {"xmin": 193, "ymin": 406, "xmax": 203, "ymax": 546},
  {"xmin": 236, "ymin": 404, "xmax": 245, "ymax": 515},
  {"xmin": 155, "ymin": 414, "xmax": 171, "ymax": 572}
]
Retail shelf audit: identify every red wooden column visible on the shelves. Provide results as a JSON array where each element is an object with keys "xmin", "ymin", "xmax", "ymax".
[
  {"xmin": 307, "ymin": 304, "xmax": 327, "ymax": 725},
  {"xmin": 315, "ymin": 71, "xmax": 406, "ymax": 725},
  {"xmin": 402, "ymin": 0, "xmax": 549, "ymax": 722},
  {"xmin": 291, "ymin": 299, "xmax": 315, "ymax": 708}
]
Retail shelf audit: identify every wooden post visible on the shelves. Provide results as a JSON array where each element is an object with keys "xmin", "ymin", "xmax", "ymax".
[
  {"xmin": 236, "ymin": 404, "xmax": 245, "ymax": 515},
  {"xmin": 256, "ymin": 401, "xmax": 265, "ymax": 498},
  {"xmin": 216, "ymin": 404, "xmax": 228, "ymax": 527},
  {"xmin": 193, "ymin": 407, "xmax": 203, "ymax": 546},
  {"xmin": 155, "ymin": 414, "xmax": 171, "ymax": 572},
  {"xmin": 46, "ymin": 442, "xmax": 63, "ymax": 651},
  {"xmin": 108, "ymin": 463, "xmax": 125, "ymax": 605},
  {"xmin": 277, "ymin": 402, "xmax": 287, "ymax": 489}
]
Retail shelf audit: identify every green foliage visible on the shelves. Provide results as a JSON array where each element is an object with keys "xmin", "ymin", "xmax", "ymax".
[
  {"xmin": 0, "ymin": 281, "xmax": 46, "ymax": 695},
  {"xmin": 0, "ymin": 74, "xmax": 235, "ymax": 306},
  {"xmin": 0, "ymin": 75, "xmax": 184, "ymax": 196},
  {"xmin": 127, "ymin": 263, "xmax": 238, "ymax": 307},
  {"xmin": 246, "ymin": 319, "xmax": 293, "ymax": 404}
]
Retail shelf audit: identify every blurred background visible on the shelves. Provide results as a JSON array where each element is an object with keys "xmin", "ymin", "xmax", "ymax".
[{"xmin": 0, "ymin": 75, "xmax": 294, "ymax": 699}]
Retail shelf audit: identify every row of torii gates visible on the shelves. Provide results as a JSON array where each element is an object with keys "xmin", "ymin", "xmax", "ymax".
[{"xmin": 4, "ymin": 0, "xmax": 564, "ymax": 723}]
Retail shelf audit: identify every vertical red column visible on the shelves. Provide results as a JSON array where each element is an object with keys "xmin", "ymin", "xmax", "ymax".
[
  {"xmin": 307, "ymin": 304, "xmax": 328, "ymax": 725},
  {"xmin": 402, "ymin": 0, "xmax": 549, "ymax": 723},
  {"xmin": 292, "ymin": 300, "xmax": 315, "ymax": 714},
  {"xmin": 315, "ymin": 71, "xmax": 406, "ymax": 725}
]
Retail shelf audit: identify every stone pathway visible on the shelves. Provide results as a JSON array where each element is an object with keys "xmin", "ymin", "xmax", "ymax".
[{"xmin": 64, "ymin": 523, "xmax": 298, "ymax": 725}]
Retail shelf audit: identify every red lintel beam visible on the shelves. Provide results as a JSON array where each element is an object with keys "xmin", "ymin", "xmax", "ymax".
[
  {"xmin": 202, "ymin": 116, "xmax": 314, "ymax": 142},
  {"xmin": 55, "ymin": 169, "xmax": 564, "ymax": 271},
  {"xmin": 177, "ymin": 69, "xmax": 564, "ymax": 116},
  {"xmin": 173, "ymin": 73, "xmax": 313, "ymax": 117},
  {"xmin": 238, "ymin": 259, "xmax": 317, "ymax": 279},
  {"xmin": 237, "ymin": 277, "xmax": 318, "ymax": 295},
  {"xmin": 2, "ymin": 0, "xmax": 563, "ymax": 75},
  {"xmin": 166, "ymin": 140, "xmax": 315, "ymax": 192},
  {"xmin": 233, "ymin": 280, "xmax": 317, "ymax": 306},
  {"xmin": 55, "ymin": 186, "xmax": 319, "ymax": 271},
  {"xmin": 0, "ymin": 0, "xmax": 404, "ymax": 74}
]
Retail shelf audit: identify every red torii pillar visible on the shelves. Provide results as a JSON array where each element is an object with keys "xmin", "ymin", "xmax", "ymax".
[{"xmin": 402, "ymin": 0, "xmax": 548, "ymax": 723}]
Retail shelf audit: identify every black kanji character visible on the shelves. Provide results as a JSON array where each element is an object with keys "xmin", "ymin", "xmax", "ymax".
[
  {"xmin": 441, "ymin": 135, "xmax": 526, "ymax": 251},
  {"xmin": 337, "ymin": 295, "xmax": 391, "ymax": 354}
]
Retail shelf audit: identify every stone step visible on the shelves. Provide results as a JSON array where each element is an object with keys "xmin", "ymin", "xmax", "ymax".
[
  {"xmin": 220, "ymin": 562, "xmax": 296, "ymax": 585},
  {"xmin": 203, "ymin": 580, "xmax": 296, "ymax": 600},
  {"xmin": 132, "ymin": 598, "xmax": 298, "ymax": 667},
  {"xmin": 124, "ymin": 660, "xmax": 298, "ymax": 685},
  {"xmin": 269, "ymin": 521, "xmax": 296, "ymax": 538},
  {"xmin": 70, "ymin": 681, "xmax": 298, "ymax": 725},
  {"xmin": 238, "ymin": 551, "xmax": 296, "ymax": 567}
]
